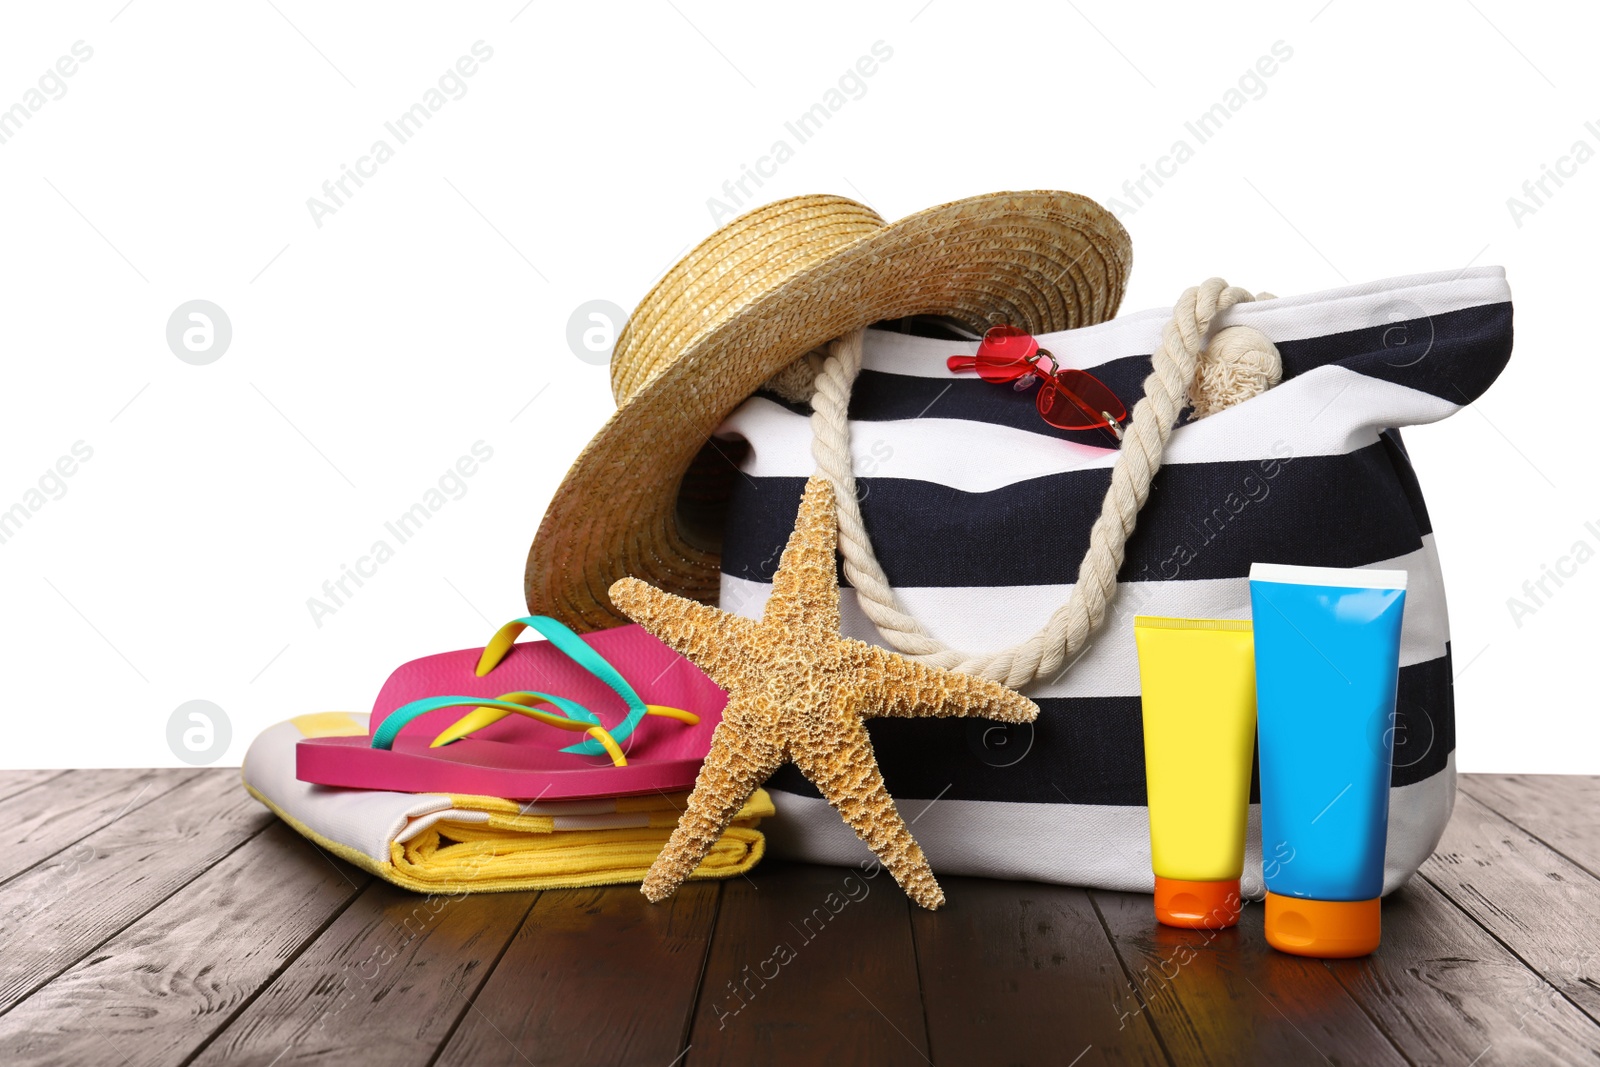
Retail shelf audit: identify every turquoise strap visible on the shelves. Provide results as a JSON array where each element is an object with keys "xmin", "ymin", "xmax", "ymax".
[
  {"xmin": 371, "ymin": 691, "xmax": 598, "ymax": 751},
  {"xmin": 480, "ymin": 616, "xmax": 652, "ymax": 757}
]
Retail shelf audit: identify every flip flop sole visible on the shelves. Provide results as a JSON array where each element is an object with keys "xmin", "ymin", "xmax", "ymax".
[{"xmin": 296, "ymin": 732, "xmax": 711, "ymax": 799}]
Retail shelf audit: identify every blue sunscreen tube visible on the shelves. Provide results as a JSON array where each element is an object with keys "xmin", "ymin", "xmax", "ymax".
[{"xmin": 1249, "ymin": 562, "xmax": 1407, "ymax": 958}]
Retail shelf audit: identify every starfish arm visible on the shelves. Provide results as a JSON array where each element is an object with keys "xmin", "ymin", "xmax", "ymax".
[
  {"xmin": 791, "ymin": 716, "xmax": 945, "ymax": 910},
  {"xmin": 642, "ymin": 709, "xmax": 785, "ymax": 903},
  {"xmin": 846, "ymin": 641, "xmax": 1039, "ymax": 724},
  {"xmin": 609, "ymin": 577, "xmax": 759, "ymax": 690},
  {"xmin": 761, "ymin": 476, "xmax": 841, "ymax": 636}
]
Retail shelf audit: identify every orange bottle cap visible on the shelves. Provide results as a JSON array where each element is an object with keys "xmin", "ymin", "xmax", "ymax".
[
  {"xmin": 1153, "ymin": 876, "xmax": 1242, "ymax": 929},
  {"xmin": 1264, "ymin": 892, "xmax": 1381, "ymax": 957}
]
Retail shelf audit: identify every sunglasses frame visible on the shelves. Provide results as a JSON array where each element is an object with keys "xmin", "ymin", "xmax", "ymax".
[
  {"xmin": 1027, "ymin": 350, "xmax": 1126, "ymax": 439},
  {"xmin": 948, "ymin": 326, "xmax": 1127, "ymax": 440}
]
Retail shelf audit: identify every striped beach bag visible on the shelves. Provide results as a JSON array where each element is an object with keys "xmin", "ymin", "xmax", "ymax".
[{"xmin": 712, "ymin": 267, "xmax": 1513, "ymax": 895}]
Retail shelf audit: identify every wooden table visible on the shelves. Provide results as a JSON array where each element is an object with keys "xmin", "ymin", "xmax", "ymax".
[{"xmin": 0, "ymin": 771, "xmax": 1595, "ymax": 1065}]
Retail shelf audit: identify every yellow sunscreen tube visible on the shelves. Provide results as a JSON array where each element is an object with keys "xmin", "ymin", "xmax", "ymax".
[{"xmin": 1134, "ymin": 617, "xmax": 1258, "ymax": 929}]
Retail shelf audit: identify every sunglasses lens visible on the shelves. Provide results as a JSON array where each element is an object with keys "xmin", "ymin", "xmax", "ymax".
[
  {"xmin": 973, "ymin": 325, "xmax": 1039, "ymax": 382},
  {"xmin": 1036, "ymin": 369, "xmax": 1128, "ymax": 431}
]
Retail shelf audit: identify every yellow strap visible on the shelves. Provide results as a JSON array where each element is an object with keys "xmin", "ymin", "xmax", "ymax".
[
  {"xmin": 431, "ymin": 695, "xmax": 697, "ymax": 751},
  {"xmin": 642, "ymin": 705, "xmax": 701, "ymax": 725},
  {"xmin": 476, "ymin": 620, "xmax": 528, "ymax": 677},
  {"xmin": 584, "ymin": 726, "xmax": 627, "ymax": 766},
  {"xmin": 427, "ymin": 692, "xmax": 630, "ymax": 767}
]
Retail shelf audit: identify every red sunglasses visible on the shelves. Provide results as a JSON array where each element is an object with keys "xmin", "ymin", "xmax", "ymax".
[{"xmin": 947, "ymin": 325, "xmax": 1127, "ymax": 440}]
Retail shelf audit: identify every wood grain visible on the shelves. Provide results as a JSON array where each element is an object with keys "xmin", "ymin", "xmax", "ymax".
[
  {"xmin": 0, "ymin": 821, "xmax": 368, "ymax": 1067},
  {"xmin": 911, "ymin": 877, "xmax": 1167, "ymax": 1066},
  {"xmin": 1462, "ymin": 773, "xmax": 1600, "ymax": 877},
  {"xmin": 688, "ymin": 860, "xmax": 929, "ymax": 1065},
  {"xmin": 435, "ymin": 881, "xmax": 718, "ymax": 1067},
  {"xmin": 0, "ymin": 771, "xmax": 70, "ymax": 804},
  {"xmin": 189, "ymin": 881, "xmax": 536, "ymax": 1067},
  {"xmin": 0, "ymin": 769, "xmax": 272, "ymax": 1013},
  {"xmin": 0, "ymin": 767, "xmax": 195, "ymax": 885},
  {"xmin": 1091, "ymin": 889, "xmax": 1408, "ymax": 1066},
  {"xmin": 1422, "ymin": 789, "xmax": 1600, "ymax": 1024},
  {"xmin": 2, "ymin": 771, "xmax": 1600, "ymax": 1065},
  {"xmin": 1323, "ymin": 874, "xmax": 1600, "ymax": 1066}
]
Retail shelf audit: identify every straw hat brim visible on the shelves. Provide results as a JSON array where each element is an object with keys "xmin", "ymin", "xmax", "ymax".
[{"xmin": 526, "ymin": 191, "xmax": 1131, "ymax": 631}]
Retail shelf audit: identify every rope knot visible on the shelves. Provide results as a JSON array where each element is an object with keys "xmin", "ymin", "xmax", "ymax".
[{"xmin": 1190, "ymin": 324, "xmax": 1282, "ymax": 419}]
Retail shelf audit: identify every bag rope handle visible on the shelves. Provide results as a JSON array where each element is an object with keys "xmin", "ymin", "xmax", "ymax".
[{"xmin": 809, "ymin": 278, "xmax": 1279, "ymax": 689}]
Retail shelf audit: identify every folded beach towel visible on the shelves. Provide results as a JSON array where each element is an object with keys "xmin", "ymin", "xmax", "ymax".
[{"xmin": 243, "ymin": 712, "xmax": 771, "ymax": 893}]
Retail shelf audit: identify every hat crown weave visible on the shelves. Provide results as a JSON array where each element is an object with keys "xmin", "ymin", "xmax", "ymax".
[{"xmin": 610, "ymin": 195, "xmax": 885, "ymax": 403}]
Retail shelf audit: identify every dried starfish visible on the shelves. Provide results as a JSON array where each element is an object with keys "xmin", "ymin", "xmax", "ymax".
[{"xmin": 610, "ymin": 475, "xmax": 1039, "ymax": 910}]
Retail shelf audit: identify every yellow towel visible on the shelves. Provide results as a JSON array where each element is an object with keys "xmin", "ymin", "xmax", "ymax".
[
  {"xmin": 242, "ymin": 712, "xmax": 772, "ymax": 894},
  {"xmin": 385, "ymin": 793, "xmax": 770, "ymax": 893}
]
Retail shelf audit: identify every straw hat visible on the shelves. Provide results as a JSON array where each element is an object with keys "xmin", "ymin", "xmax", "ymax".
[{"xmin": 526, "ymin": 191, "xmax": 1132, "ymax": 631}]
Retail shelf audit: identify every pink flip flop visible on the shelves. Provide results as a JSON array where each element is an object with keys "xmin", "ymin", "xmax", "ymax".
[{"xmin": 295, "ymin": 617, "xmax": 727, "ymax": 800}]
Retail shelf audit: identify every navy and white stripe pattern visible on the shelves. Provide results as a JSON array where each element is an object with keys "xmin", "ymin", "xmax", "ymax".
[{"xmin": 716, "ymin": 267, "xmax": 1513, "ymax": 894}]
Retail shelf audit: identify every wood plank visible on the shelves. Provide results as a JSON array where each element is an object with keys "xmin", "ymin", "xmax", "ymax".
[
  {"xmin": 1091, "ymin": 889, "xmax": 1408, "ymax": 1067},
  {"xmin": 0, "ymin": 770, "xmax": 70, "ymax": 804},
  {"xmin": 1422, "ymin": 790, "xmax": 1600, "ymax": 1024},
  {"xmin": 435, "ymin": 881, "xmax": 718, "ymax": 1067},
  {"xmin": 189, "ymin": 881, "xmax": 536, "ymax": 1067},
  {"xmin": 1323, "ymin": 874, "xmax": 1600, "ymax": 1066},
  {"xmin": 0, "ymin": 769, "xmax": 273, "ymax": 1012},
  {"xmin": 687, "ymin": 860, "xmax": 928, "ymax": 1065},
  {"xmin": 0, "ymin": 821, "xmax": 369, "ymax": 1067},
  {"xmin": 911, "ymin": 877, "xmax": 1167, "ymax": 1066},
  {"xmin": 1461, "ymin": 773, "xmax": 1600, "ymax": 878},
  {"xmin": 0, "ymin": 768, "xmax": 196, "ymax": 885}
]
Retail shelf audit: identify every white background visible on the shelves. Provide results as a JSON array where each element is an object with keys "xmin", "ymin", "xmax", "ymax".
[{"xmin": 0, "ymin": 1, "xmax": 1593, "ymax": 771}]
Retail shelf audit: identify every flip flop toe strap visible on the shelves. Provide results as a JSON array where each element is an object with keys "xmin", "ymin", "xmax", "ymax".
[
  {"xmin": 472, "ymin": 615, "xmax": 666, "ymax": 756},
  {"xmin": 371, "ymin": 693, "xmax": 629, "ymax": 767},
  {"xmin": 370, "ymin": 616, "xmax": 699, "ymax": 765}
]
